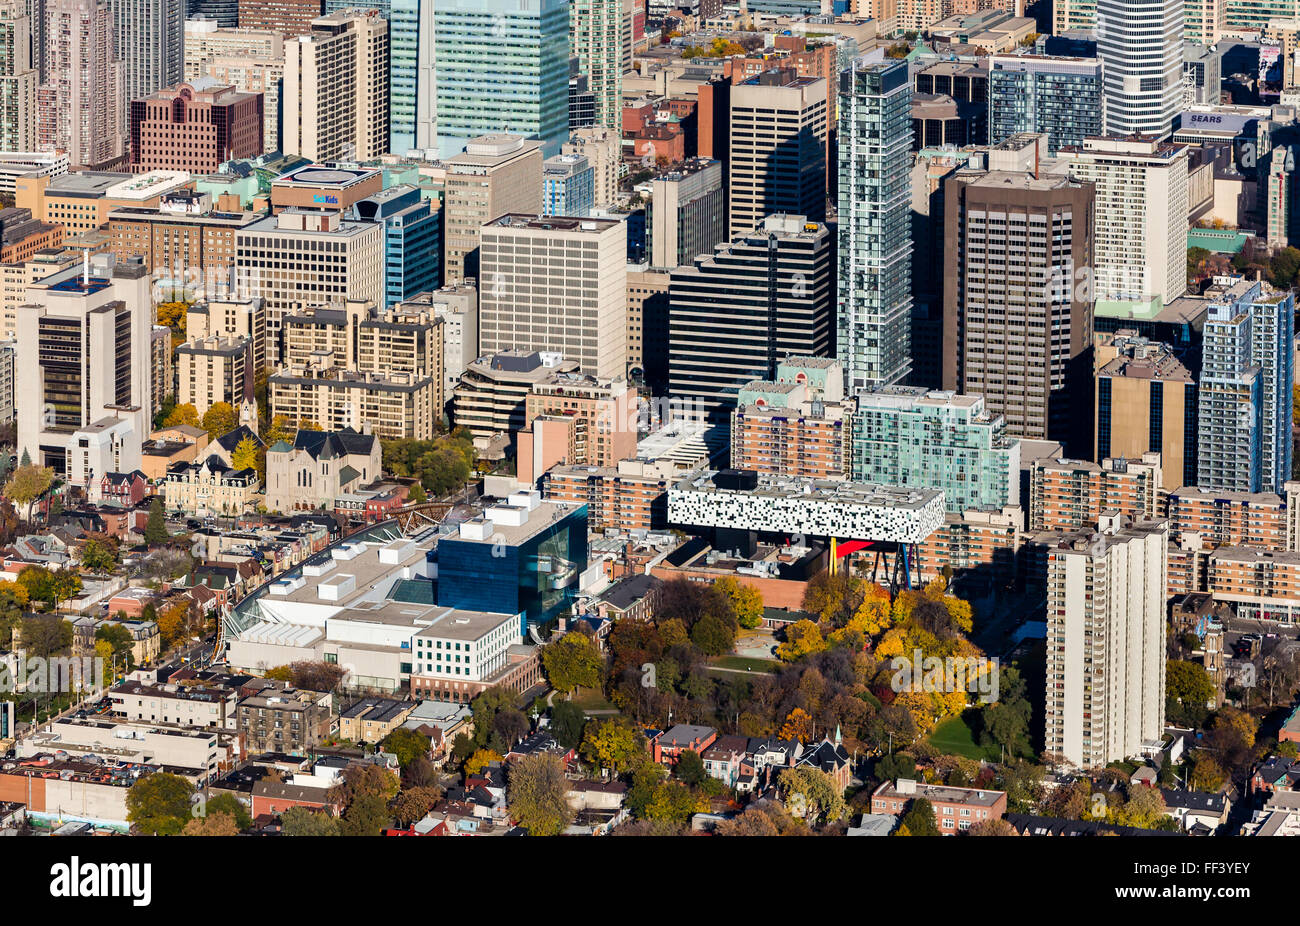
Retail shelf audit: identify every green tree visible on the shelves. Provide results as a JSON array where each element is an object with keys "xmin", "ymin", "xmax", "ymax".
[
  {"xmin": 542, "ymin": 631, "xmax": 604, "ymax": 693},
  {"xmin": 645, "ymin": 780, "xmax": 703, "ymax": 826},
  {"xmin": 380, "ymin": 727, "xmax": 431, "ymax": 767},
  {"xmin": 1166, "ymin": 659, "xmax": 1215, "ymax": 727},
  {"xmin": 690, "ymin": 611, "xmax": 735, "ymax": 655},
  {"xmin": 779, "ymin": 766, "xmax": 846, "ymax": 825},
  {"xmin": 144, "ymin": 497, "xmax": 169, "ymax": 544},
  {"xmin": 550, "ymin": 700, "xmax": 587, "ymax": 750},
  {"xmin": 19, "ymin": 614, "xmax": 73, "ymax": 657},
  {"xmin": 201, "ymin": 401, "xmax": 238, "ymax": 437},
  {"xmin": 205, "ymin": 792, "xmax": 252, "ymax": 831},
  {"xmin": 280, "ymin": 805, "xmax": 340, "ymax": 836},
  {"xmin": 897, "ymin": 796, "xmax": 940, "ymax": 836},
  {"xmin": 580, "ymin": 717, "xmax": 646, "ymax": 774},
  {"xmin": 79, "ymin": 537, "xmax": 118, "ymax": 573},
  {"xmin": 406, "ymin": 482, "xmax": 427, "ymax": 504},
  {"xmin": 675, "ymin": 748, "xmax": 706, "ymax": 786},
  {"xmin": 507, "ymin": 753, "xmax": 574, "ymax": 836},
  {"xmin": 126, "ymin": 772, "xmax": 193, "ymax": 835},
  {"xmin": 96, "ymin": 623, "xmax": 136, "ymax": 670}
]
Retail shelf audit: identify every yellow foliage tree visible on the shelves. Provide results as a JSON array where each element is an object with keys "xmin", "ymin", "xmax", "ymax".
[
  {"xmin": 163, "ymin": 403, "xmax": 200, "ymax": 428},
  {"xmin": 778, "ymin": 707, "xmax": 814, "ymax": 743},
  {"xmin": 775, "ymin": 619, "xmax": 826, "ymax": 662},
  {"xmin": 465, "ymin": 748, "xmax": 503, "ymax": 775}
]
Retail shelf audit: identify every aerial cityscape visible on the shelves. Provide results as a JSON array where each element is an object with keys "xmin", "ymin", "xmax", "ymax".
[{"xmin": 0, "ymin": 0, "xmax": 1292, "ymax": 873}]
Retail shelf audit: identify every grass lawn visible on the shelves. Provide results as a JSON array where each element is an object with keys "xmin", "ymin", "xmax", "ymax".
[
  {"xmin": 568, "ymin": 687, "xmax": 618, "ymax": 712},
  {"xmin": 928, "ymin": 714, "xmax": 1000, "ymax": 762},
  {"xmin": 709, "ymin": 655, "xmax": 780, "ymax": 673}
]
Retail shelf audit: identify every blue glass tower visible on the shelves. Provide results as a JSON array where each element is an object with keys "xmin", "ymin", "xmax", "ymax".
[{"xmin": 354, "ymin": 184, "xmax": 441, "ymax": 307}]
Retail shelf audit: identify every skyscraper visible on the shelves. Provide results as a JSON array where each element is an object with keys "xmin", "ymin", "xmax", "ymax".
[
  {"xmin": 236, "ymin": 0, "xmax": 322, "ymax": 36},
  {"xmin": 1196, "ymin": 278, "xmax": 1295, "ymax": 494},
  {"xmin": 837, "ymin": 56, "xmax": 911, "ymax": 393},
  {"xmin": 432, "ymin": 0, "xmax": 568, "ymax": 159},
  {"xmin": 649, "ymin": 157, "xmax": 725, "ymax": 270},
  {"xmin": 110, "ymin": 0, "xmax": 183, "ymax": 109},
  {"xmin": 727, "ymin": 69, "xmax": 827, "ymax": 236},
  {"xmin": 988, "ymin": 55, "xmax": 1102, "ymax": 155},
  {"xmin": 37, "ymin": 0, "xmax": 125, "ymax": 169},
  {"xmin": 943, "ymin": 135, "xmax": 1095, "ymax": 449},
  {"xmin": 1097, "ymin": 0, "xmax": 1182, "ymax": 139},
  {"xmin": 282, "ymin": 10, "xmax": 389, "ymax": 161},
  {"xmin": 388, "ymin": 0, "xmax": 433, "ymax": 155},
  {"xmin": 0, "ymin": 1, "xmax": 36, "ymax": 152},
  {"xmin": 570, "ymin": 0, "xmax": 622, "ymax": 131},
  {"xmin": 668, "ymin": 214, "xmax": 833, "ymax": 418},
  {"xmin": 1043, "ymin": 516, "xmax": 1168, "ymax": 769}
]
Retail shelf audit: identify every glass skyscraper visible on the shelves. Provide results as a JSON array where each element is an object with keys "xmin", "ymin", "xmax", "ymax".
[
  {"xmin": 432, "ymin": 0, "xmax": 568, "ymax": 159},
  {"xmin": 837, "ymin": 56, "xmax": 912, "ymax": 393},
  {"xmin": 353, "ymin": 184, "xmax": 441, "ymax": 308},
  {"xmin": 988, "ymin": 55, "xmax": 1102, "ymax": 154}
]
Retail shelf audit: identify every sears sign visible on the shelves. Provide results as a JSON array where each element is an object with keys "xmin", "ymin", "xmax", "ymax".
[{"xmin": 1178, "ymin": 111, "xmax": 1254, "ymax": 136}]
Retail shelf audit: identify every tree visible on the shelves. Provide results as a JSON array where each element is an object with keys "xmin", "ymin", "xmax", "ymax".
[
  {"xmin": 550, "ymin": 700, "xmax": 586, "ymax": 750},
  {"xmin": 79, "ymin": 537, "xmax": 118, "ymax": 573},
  {"xmin": 776, "ymin": 620, "xmax": 826, "ymax": 662},
  {"xmin": 205, "ymin": 792, "xmax": 252, "ymax": 831},
  {"xmin": 289, "ymin": 660, "xmax": 346, "ymax": 692},
  {"xmin": 162, "ymin": 403, "xmax": 200, "ymax": 428},
  {"xmin": 507, "ymin": 753, "xmax": 574, "ymax": 836},
  {"xmin": 581, "ymin": 717, "xmax": 646, "ymax": 774},
  {"xmin": 380, "ymin": 727, "xmax": 431, "ymax": 767},
  {"xmin": 690, "ymin": 611, "xmax": 735, "ymax": 655},
  {"xmin": 3, "ymin": 463, "xmax": 54, "ymax": 520},
  {"xmin": 645, "ymin": 780, "xmax": 703, "ymax": 826},
  {"xmin": 968, "ymin": 817, "xmax": 1017, "ymax": 836},
  {"xmin": 1166, "ymin": 660, "xmax": 1215, "ymax": 726},
  {"xmin": 96, "ymin": 623, "xmax": 136, "ymax": 671},
  {"xmin": 231, "ymin": 436, "xmax": 259, "ymax": 474},
  {"xmin": 542, "ymin": 631, "xmax": 604, "ymax": 693},
  {"xmin": 779, "ymin": 707, "xmax": 815, "ymax": 743},
  {"xmin": 714, "ymin": 576, "xmax": 763, "ymax": 629},
  {"xmin": 280, "ymin": 806, "xmax": 340, "ymax": 836},
  {"xmin": 339, "ymin": 792, "xmax": 391, "ymax": 836},
  {"xmin": 465, "ymin": 749, "xmax": 503, "ymax": 775},
  {"xmin": 201, "ymin": 402, "xmax": 238, "ymax": 437},
  {"xmin": 182, "ymin": 812, "xmax": 239, "ymax": 836},
  {"xmin": 156, "ymin": 301, "xmax": 188, "ymax": 330},
  {"xmin": 144, "ymin": 497, "xmax": 169, "ymax": 544},
  {"xmin": 263, "ymin": 665, "xmax": 295, "ymax": 682},
  {"xmin": 674, "ymin": 748, "xmax": 706, "ymax": 786},
  {"xmin": 126, "ymin": 772, "xmax": 193, "ymax": 835},
  {"xmin": 20, "ymin": 614, "xmax": 73, "ymax": 657},
  {"xmin": 897, "ymin": 797, "xmax": 940, "ymax": 836},
  {"xmin": 779, "ymin": 766, "xmax": 846, "ymax": 825},
  {"xmin": 392, "ymin": 786, "xmax": 443, "ymax": 826}
]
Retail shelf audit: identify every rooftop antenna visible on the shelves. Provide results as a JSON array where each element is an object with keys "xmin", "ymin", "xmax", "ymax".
[{"xmin": 82, "ymin": 249, "xmax": 90, "ymax": 286}]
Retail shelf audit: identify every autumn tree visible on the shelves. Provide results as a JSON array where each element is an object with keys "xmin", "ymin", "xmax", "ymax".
[
  {"xmin": 392, "ymin": 786, "xmax": 443, "ymax": 826},
  {"xmin": 182, "ymin": 812, "xmax": 239, "ymax": 836},
  {"xmin": 231, "ymin": 436, "xmax": 260, "ymax": 474},
  {"xmin": 542, "ymin": 630, "xmax": 604, "ymax": 693},
  {"xmin": 968, "ymin": 817, "xmax": 1017, "ymax": 836},
  {"xmin": 779, "ymin": 766, "xmax": 845, "ymax": 825},
  {"xmin": 79, "ymin": 537, "xmax": 118, "ymax": 573},
  {"xmin": 464, "ymin": 749, "xmax": 503, "ymax": 775},
  {"xmin": 776, "ymin": 620, "xmax": 826, "ymax": 662},
  {"xmin": 162, "ymin": 403, "xmax": 200, "ymax": 428},
  {"xmin": 714, "ymin": 576, "xmax": 763, "ymax": 629},
  {"xmin": 201, "ymin": 402, "xmax": 238, "ymax": 438},
  {"xmin": 507, "ymin": 753, "xmax": 574, "ymax": 836},
  {"xmin": 581, "ymin": 717, "xmax": 646, "ymax": 774},
  {"xmin": 126, "ymin": 772, "xmax": 193, "ymax": 835},
  {"xmin": 3, "ymin": 463, "xmax": 54, "ymax": 520},
  {"xmin": 206, "ymin": 792, "xmax": 252, "ymax": 831},
  {"xmin": 779, "ymin": 707, "xmax": 815, "ymax": 743},
  {"xmin": 281, "ymin": 806, "xmax": 340, "ymax": 836}
]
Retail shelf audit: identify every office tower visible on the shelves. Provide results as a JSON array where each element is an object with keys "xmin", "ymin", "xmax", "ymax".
[
  {"xmin": 185, "ymin": 0, "xmax": 236, "ymax": 26},
  {"xmin": 1197, "ymin": 278, "xmax": 1295, "ymax": 494},
  {"xmin": 568, "ymin": 59, "xmax": 595, "ymax": 131},
  {"xmin": 37, "ymin": 0, "xmax": 125, "ymax": 169},
  {"xmin": 15, "ymin": 256, "xmax": 153, "ymax": 483},
  {"xmin": 478, "ymin": 214, "xmax": 627, "ymax": 380},
  {"xmin": 1052, "ymin": 136, "xmax": 1189, "ymax": 307},
  {"xmin": 236, "ymin": 0, "xmax": 321, "ymax": 35},
  {"xmin": 432, "ymin": 0, "xmax": 568, "ymax": 159},
  {"xmin": 570, "ymin": 0, "xmax": 622, "ymax": 131},
  {"xmin": 0, "ymin": 2, "xmax": 35, "ymax": 152},
  {"xmin": 1052, "ymin": 0, "xmax": 1096, "ymax": 33},
  {"xmin": 626, "ymin": 266, "xmax": 669, "ymax": 390},
  {"xmin": 183, "ymin": 20, "xmax": 284, "ymax": 152},
  {"xmin": 1043, "ymin": 516, "xmax": 1167, "ymax": 768},
  {"xmin": 1097, "ymin": 0, "xmax": 1182, "ymax": 139},
  {"xmin": 388, "ymin": 0, "xmax": 434, "ymax": 155},
  {"xmin": 1183, "ymin": 41, "xmax": 1221, "ymax": 105},
  {"xmin": 542, "ymin": 153, "xmax": 595, "ymax": 217},
  {"xmin": 727, "ymin": 69, "xmax": 827, "ymax": 236},
  {"xmin": 397, "ymin": 285, "xmax": 477, "ymax": 402},
  {"xmin": 838, "ymin": 57, "xmax": 911, "ymax": 393},
  {"xmin": 282, "ymin": 10, "xmax": 389, "ymax": 162},
  {"xmin": 111, "ymin": 0, "xmax": 183, "ymax": 107},
  {"xmin": 128, "ymin": 78, "xmax": 263, "ymax": 173},
  {"xmin": 852, "ymin": 387, "xmax": 1020, "ymax": 513},
  {"xmin": 442, "ymin": 134, "xmax": 542, "ymax": 284},
  {"xmin": 943, "ymin": 135, "xmax": 1095, "ymax": 449},
  {"xmin": 235, "ymin": 207, "xmax": 382, "ymax": 367},
  {"xmin": 988, "ymin": 55, "xmax": 1103, "ymax": 154},
  {"xmin": 668, "ymin": 214, "xmax": 833, "ymax": 418},
  {"xmin": 176, "ymin": 333, "xmax": 251, "ymax": 416},
  {"xmin": 1094, "ymin": 331, "xmax": 1197, "ymax": 491},
  {"xmin": 649, "ymin": 157, "xmax": 724, "ymax": 269},
  {"xmin": 352, "ymin": 184, "xmax": 440, "ymax": 308},
  {"xmin": 563, "ymin": 126, "xmax": 620, "ymax": 209}
]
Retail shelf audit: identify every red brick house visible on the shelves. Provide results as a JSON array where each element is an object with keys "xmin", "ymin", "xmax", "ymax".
[
  {"xmin": 250, "ymin": 781, "xmax": 341, "ymax": 818},
  {"xmin": 91, "ymin": 471, "xmax": 149, "ymax": 508},
  {"xmin": 652, "ymin": 724, "xmax": 717, "ymax": 765}
]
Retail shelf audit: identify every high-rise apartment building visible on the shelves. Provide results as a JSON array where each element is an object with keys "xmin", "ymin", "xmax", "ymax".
[
  {"xmin": 0, "ymin": 2, "xmax": 36, "ymax": 152},
  {"xmin": 1042, "ymin": 516, "xmax": 1168, "ymax": 768},
  {"xmin": 15, "ymin": 256, "xmax": 153, "ymax": 483},
  {"xmin": 281, "ymin": 298, "xmax": 443, "ymax": 391},
  {"xmin": 431, "ymin": 0, "xmax": 568, "ymax": 159},
  {"xmin": 236, "ymin": 0, "xmax": 322, "ymax": 36},
  {"xmin": 837, "ymin": 57, "xmax": 911, "ymax": 393},
  {"xmin": 542, "ymin": 153, "xmax": 595, "ymax": 218},
  {"xmin": 282, "ymin": 10, "xmax": 389, "ymax": 162},
  {"xmin": 128, "ymin": 78, "xmax": 264, "ymax": 173},
  {"xmin": 730, "ymin": 358, "xmax": 852, "ymax": 480},
  {"xmin": 563, "ymin": 125, "xmax": 620, "ymax": 210},
  {"xmin": 1196, "ymin": 278, "xmax": 1295, "ymax": 494},
  {"xmin": 649, "ymin": 158, "xmax": 725, "ymax": 270},
  {"xmin": 988, "ymin": 55, "xmax": 1102, "ymax": 155},
  {"xmin": 442, "ymin": 134, "xmax": 543, "ymax": 284},
  {"xmin": 669, "ymin": 214, "xmax": 833, "ymax": 418},
  {"xmin": 478, "ymin": 214, "xmax": 627, "ymax": 381},
  {"xmin": 182, "ymin": 20, "xmax": 284, "ymax": 153},
  {"xmin": 1097, "ymin": 0, "xmax": 1182, "ymax": 139},
  {"xmin": 1051, "ymin": 135, "xmax": 1189, "ymax": 309},
  {"xmin": 388, "ymin": 0, "xmax": 434, "ymax": 154},
  {"xmin": 852, "ymin": 387, "xmax": 1020, "ymax": 513},
  {"xmin": 1029, "ymin": 454, "xmax": 1165, "ymax": 532},
  {"xmin": 396, "ymin": 285, "xmax": 477, "ymax": 402},
  {"xmin": 727, "ymin": 70, "xmax": 827, "ymax": 236},
  {"xmin": 234, "ymin": 207, "xmax": 382, "ymax": 367},
  {"xmin": 943, "ymin": 135, "xmax": 1095, "ymax": 449},
  {"xmin": 1053, "ymin": 0, "xmax": 1095, "ymax": 32},
  {"xmin": 570, "ymin": 0, "xmax": 622, "ymax": 131},
  {"xmin": 1094, "ymin": 330, "xmax": 1197, "ymax": 491},
  {"xmin": 110, "ymin": 0, "xmax": 183, "ymax": 107},
  {"xmin": 176, "ymin": 334, "xmax": 251, "ymax": 417},
  {"xmin": 37, "ymin": 0, "xmax": 125, "ymax": 169}
]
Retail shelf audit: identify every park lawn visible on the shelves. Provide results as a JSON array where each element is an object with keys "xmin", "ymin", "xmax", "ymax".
[
  {"xmin": 569, "ymin": 687, "xmax": 618, "ymax": 712},
  {"xmin": 709, "ymin": 655, "xmax": 781, "ymax": 673},
  {"xmin": 928, "ymin": 714, "xmax": 1000, "ymax": 762}
]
